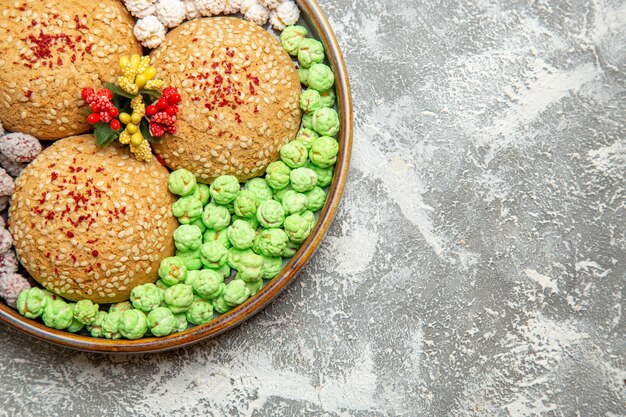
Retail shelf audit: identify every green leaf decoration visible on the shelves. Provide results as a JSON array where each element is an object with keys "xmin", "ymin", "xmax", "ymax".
[
  {"xmin": 139, "ymin": 89, "xmax": 162, "ymax": 98},
  {"xmin": 94, "ymin": 122, "xmax": 119, "ymax": 147},
  {"xmin": 104, "ymin": 82, "xmax": 135, "ymax": 99},
  {"xmin": 81, "ymin": 107, "xmax": 92, "ymax": 116},
  {"xmin": 140, "ymin": 118, "xmax": 160, "ymax": 143}
]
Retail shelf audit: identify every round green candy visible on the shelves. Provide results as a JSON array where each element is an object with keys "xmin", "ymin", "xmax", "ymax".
[
  {"xmin": 201, "ymin": 203, "xmax": 231, "ymax": 231},
  {"xmin": 238, "ymin": 252, "xmax": 264, "ymax": 282},
  {"xmin": 224, "ymin": 201, "xmax": 236, "ymax": 214},
  {"xmin": 173, "ymin": 313, "xmax": 188, "ymax": 332},
  {"xmin": 218, "ymin": 264, "xmax": 231, "ymax": 279},
  {"xmin": 164, "ymin": 284, "xmax": 194, "ymax": 314},
  {"xmin": 251, "ymin": 231, "xmax": 263, "ymax": 255},
  {"xmin": 210, "ymin": 175, "xmax": 240, "ymax": 205},
  {"xmin": 176, "ymin": 249, "xmax": 203, "ymax": 270},
  {"xmin": 282, "ymin": 190, "xmax": 308, "ymax": 215},
  {"xmin": 298, "ymin": 38, "xmax": 324, "ymax": 68},
  {"xmin": 243, "ymin": 178, "xmax": 273, "ymax": 203},
  {"xmin": 319, "ymin": 89, "xmax": 336, "ymax": 108},
  {"xmin": 172, "ymin": 196, "xmax": 203, "ymax": 224},
  {"xmin": 279, "ymin": 140, "xmax": 308, "ymax": 169},
  {"xmin": 158, "ymin": 256, "xmax": 187, "ymax": 286},
  {"xmin": 173, "ymin": 224, "xmax": 203, "ymax": 252},
  {"xmin": 302, "ymin": 113, "xmax": 314, "ymax": 130},
  {"xmin": 232, "ymin": 214, "xmax": 260, "ymax": 230},
  {"xmin": 227, "ymin": 219, "xmax": 256, "ymax": 250},
  {"xmin": 184, "ymin": 270, "xmax": 200, "ymax": 287},
  {"xmin": 102, "ymin": 310, "xmax": 122, "ymax": 339},
  {"xmin": 312, "ymin": 107, "xmax": 340, "ymax": 137},
  {"xmin": 305, "ymin": 186, "xmax": 326, "ymax": 211},
  {"xmin": 233, "ymin": 190, "xmax": 258, "ymax": 218},
  {"xmin": 265, "ymin": 161, "xmax": 291, "ymax": 190},
  {"xmin": 298, "ymin": 67, "xmax": 309, "ymax": 86},
  {"xmin": 200, "ymin": 241, "xmax": 228, "ymax": 269},
  {"xmin": 203, "ymin": 228, "xmax": 231, "ymax": 248},
  {"xmin": 273, "ymin": 186, "xmax": 291, "ymax": 203},
  {"xmin": 17, "ymin": 287, "xmax": 48, "ymax": 319},
  {"xmin": 280, "ymin": 25, "xmax": 308, "ymax": 55},
  {"xmin": 262, "ymin": 255, "xmax": 283, "ymax": 279},
  {"xmin": 290, "ymin": 167, "xmax": 318, "ymax": 192},
  {"xmin": 190, "ymin": 217, "xmax": 207, "ymax": 233},
  {"xmin": 310, "ymin": 136, "xmax": 339, "ymax": 168},
  {"xmin": 257, "ymin": 228, "xmax": 289, "ymax": 257},
  {"xmin": 301, "ymin": 210, "xmax": 316, "ymax": 227},
  {"xmin": 73, "ymin": 299, "xmax": 99, "ymax": 325},
  {"xmin": 300, "ymin": 88, "xmax": 322, "ymax": 114},
  {"xmin": 238, "ymin": 277, "xmax": 263, "ymax": 296},
  {"xmin": 66, "ymin": 304, "xmax": 84, "ymax": 333},
  {"xmin": 282, "ymin": 240, "xmax": 300, "ymax": 257},
  {"xmin": 256, "ymin": 199, "xmax": 286, "ymax": 228},
  {"xmin": 309, "ymin": 163, "xmax": 334, "ymax": 187},
  {"xmin": 227, "ymin": 247, "xmax": 255, "ymax": 270},
  {"xmin": 307, "ymin": 63, "xmax": 335, "ymax": 92},
  {"xmin": 212, "ymin": 294, "xmax": 232, "ymax": 314},
  {"xmin": 185, "ymin": 299, "xmax": 214, "ymax": 325},
  {"xmin": 192, "ymin": 183, "xmax": 210, "ymax": 206},
  {"xmin": 296, "ymin": 128, "xmax": 319, "ymax": 150},
  {"xmin": 147, "ymin": 307, "xmax": 177, "ymax": 337},
  {"xmin": 284, "ymin": 213, "xmax": 313, "ymax": 243},
  {"xmin": 109, "ymin": 301, "xmax": 132, "ymax": 314},
  {"xmin": 168, "ymin": 169, "xmax": 197, "ymax": 196},
  {"xmin": 223, "ymin": 280, "xmax": 251, "ymax": 307},
  {"xmin": 42, "ymin": 299, "xmax": 73, "ymax": 330},
  {"xmin": 130, "ymin": 283, "xmax": 162, "ymax": 312},
  {"xmin": 192, "ymin": 269, "xmax": 224, "ymax": 299},
  {"xmin": 88, "ymin": 311, "xmax": 108, "ymax": 338},
  {"xmin": 119, "ymin": 309, "xmax": 147, "ymax": 340}
]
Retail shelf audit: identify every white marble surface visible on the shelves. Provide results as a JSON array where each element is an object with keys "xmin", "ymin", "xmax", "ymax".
[{"xmin": 1, "ymin": 0, "xmax": 625, "ymax": 416}]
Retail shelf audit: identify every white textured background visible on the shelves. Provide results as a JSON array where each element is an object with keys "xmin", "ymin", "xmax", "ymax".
[{"xmin": 1, "ymin": 0, "xmax": 625, "ymax": 416}]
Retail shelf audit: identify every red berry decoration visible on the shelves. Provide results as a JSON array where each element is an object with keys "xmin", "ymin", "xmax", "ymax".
[
  {"xmin": 98, "ymin": 89, "xmax": 113, "ymax": 100},
  {"xmin": 81, "ymin": 87, "xmax": 95, "ymax": 101},
  {"xmin": 110, "ymin": 119, "xmax": 121, "ymax": 130},
  {"xmin": 149, "ymin": 122, "xmax": 165, "ymax": 137},
  {"xmin": 166, "ymin": 106, "xmax": 178, "ymax": 116},
  {"xmin": 167, "ymin": 93, "xmax": 181, "ymax": 105},
  {"xmin": 108, "ymin": 107, "xmax": 119, "ymax": 118},
  {"xmin": 87, "ymin": 113, "xmax": 100, "ymax": 124},
  {"xmin": 156, "ymin": 98, "xmax": 169, "ymax": 111},
  {"xmin": 146, "ymin": 105, "xmax": 157, "ymax": 116}
]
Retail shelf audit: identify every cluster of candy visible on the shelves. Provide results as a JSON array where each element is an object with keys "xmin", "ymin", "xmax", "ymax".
[
  {"xmin": 129, "ymin": 0, "xmax": 300, "ymax": 49},
  {"xmin": 80, "ymin": 54, "xmax": 179, "ymax": 162}
]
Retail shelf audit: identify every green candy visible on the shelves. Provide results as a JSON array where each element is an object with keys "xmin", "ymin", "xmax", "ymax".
[
  {"xmin": 302, "ymin": 113, "xmax": 314, "ymax": 129},
  {"xmin": 154, "ymin": 280, "xmax": 169, "ymax": 290},
  {"xmin": 186, "ymin": 299, "xmax": 214, "ymax": 325},
  {"xmin": 88, "ymin": 311, "xmax": 108, "ymax": 338},
  {"xmin": 257, "ymin": 228, "xmax": 289, "ymax": 257},
  {"xmin": 300, "ymin": 88, "xmax": 322, "ymax": 114},
  {"xmin": 42, "ymin": 299, "xmax": 73, "ymax": 330},
  {"xmin": 17, "ymin": 288, "xmax": 48, "ymax": 319},
  {"xmin": 227, "ymin": 247, "xmax": 255, "ymax": 270},
  {"xmin": 176, "ymin": 249, "xmax": 203, "ymax": 270},
  {"xmin": 227, "ymin": 219, "xmax": 256, "ymax": 250},
  {"xmin": 282, "ymin": 190, "xmax": 308, "ymax": 215},
  {"xmin": 262, "ymin": 255, "xmax": 283, "ymax": 279},
  {"xmin": 298, "ymin": 67, "xmax": 309, "ymax": 86},
  {"xmin": 184, "ymin": 270, "xmax": 200, "ymax": 287},
  {"xmin": 191, "ymin": 269, "xmax": 224, "ymax": 299},
  {"xmin": 190, "ymin": 217, "xmax": 207, "ymax": 233},
  {"xmin": 282, "ymin": 240, "xmax": 300, "ymax": 257},
  {"xmin": 310, "ymin": 136, "xmax": 339, "ymax": 168},
  {"xmin": 73, "ymin": 299, "xmax": 99, "ymax": 325},
  {"xmin": 168, "ymin": 169, "xmax": 197, "ymax": 196},
  {"xmin": 309, "ymin": 163, "xmax": 334, "ymax": 187},
  {"xmin": 192, "ymin": 183, "xmax": 210, "ymax": 206},
  {"xmin": 119, "ymin": 309, "xmax": 147, "ymax": 340},
  {"xmin": 279, "ymin": 140, "xmax": 308, "ymax": 169},
  {"xmin": 223, "ymin": 280, "xmax": 251, "ymax": 307},
  {"xmin": 301, "ymin": 210, "xmax": 316, "ymax": 228},
  {"xmin": 232, "ymin": 214, "xmax": 260, "ymax": 230},
  {"xmin": 290, "ymin": 167, "xmax": 318, "ymax": 193},
  {"xmin": 319, "ymin": 89, "xmax": 336, "ymax": 108},
  {"xmin": 212, "ymin": 294, "xmax": 232, "ymax": 314},
  {"xmin": 296, "ymin": 128, "xmax": 319, "ymax": 150},
  {"xmin": 109, "ymin": 301, "xmax": 132, "ymax": 314},
  {"xmin": 102, "ymin": 310, "xmax": 122, "ymax": 339},
  {"xmin": 210, "ymin": 175, "xmax": 240, "ymax": 205},
  {"xmin": 312, "ymin": 107, "xmax": 340, "ymax": 137},
  {"xmin": 256, "ymin": 199, "xmax": 286, "ymax": 228},
  {"xmin": 238, "ymin": 277, "xmax": 263, "ymax": 296},
  {"xmin": 158, "ymin": 256, "xmax": 187, "ymax": 286},
  {"xmin": 164, "ymin": 284, "xmax": 194, "ymax": 314},
  {"xmin": 147, "ymin": 307, "xmax": 177, "ymax": 337},
  {"xmin": 265, "ymin": 161, "xmax": 291, "ymax": 190},
  {"xmin": 284, "ymin": 213, "xmax": 313, "ymax": 243},
  {"xmin": 243, "ymin": 178, "xmax": 273, "ymax": 204},
  {"xmin": 172, "ymin": 196, "xmax": 203, "ymax": 224},
  {"xmin": 203, "ymin": 228, "xmax": 231, "ymax": 248},
  {"xmin": 307, "ymin": 63, "xmax": 335, "ymax": 92},
  {"xmin": 173, "ymin": 313, "xmax": 188, "ymax": 332},
  {"xmin": 238, "ymin": 252, "xmax": 264, "ymax": 282},
  {"xmin": 173, "ymin": 224, "xmax": 203, "ymax": 252},
  {"xmin": 218, "ymin": 264, "xmax": 231, "ymax": 278},
  {"xmin": 66, "ymin": 304, "xmax": 84, "ymax": 333},
  {"xmin": 273, "ymin": 186, "xmax": 292, "ymax": 203},
  {"xmin": 305, "ymin": 186, "xmax": 327, "ymax": 211},
  {"xmin": 280, "ymin": 25, "xmax": 308, "ymax": 55},
  {"xmin": 130, "ymin": 283, "xmax": 162, "ymax": 312},
  {"xmin": 297, "ymin": 38, "xmax": 324, "ymax": 68},
  {"xmin": 201, "ymin": 203, "xmax": 231, "ymax": 231},
  {"xmin": 200, "ymin": 241, "xmax": 228, "ymax": 269},
  {"xmin": 233, "ymin": 190, "xmax": 258, "ymax": 218}
]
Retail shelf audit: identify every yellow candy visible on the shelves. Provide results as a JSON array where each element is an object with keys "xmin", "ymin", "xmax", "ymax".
[
  {"xmin": 143, "ymin": 67, "xmax": 157, "ymax": 80},
  {"xmin": 119, "ymin": 112, "xmax": 131, "ymax": 125},
  {"xmin": 118, "ymin": 130, "xmax": 131, "ymax": 145},
  {"xmin": 130, "ymin": 112, "xmax": 142, "ymax": 125},
  {"xmin": 130, "ymin": 54, "xmax": 141, "ymax": 72},
  {"xmin": 135, "ymin": 74, "xmax": 148, "ymax": 89},
  {"xmin": 130, "ymin": 139, "xmax": 152, "ymax": 162},
  {"xmin": 119, "ymin": 56, "xmax": 130, "ymax": 70},
  {"xmin": 145, "ymin": 79, "xmax": 163, "ymax": 90},
  {"xmin": 130, "ymin": 131, "xmax": 143, "ymax": 147},
  {"xmin": 126, "ymin": 123, "xmax": 138, "ymax": 134}
]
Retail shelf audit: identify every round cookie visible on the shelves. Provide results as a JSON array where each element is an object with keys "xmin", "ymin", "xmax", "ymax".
[
  {"xmin": 151, "ymin": 17, "xmax": 302, "ymax": 183},
  {"xmin": 0, "ymin": 0, "xmax": 142, "ymax": 140},
  {"xmin": 8, "ymin": 135, "xmax": 178, "ymax": 303}
]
